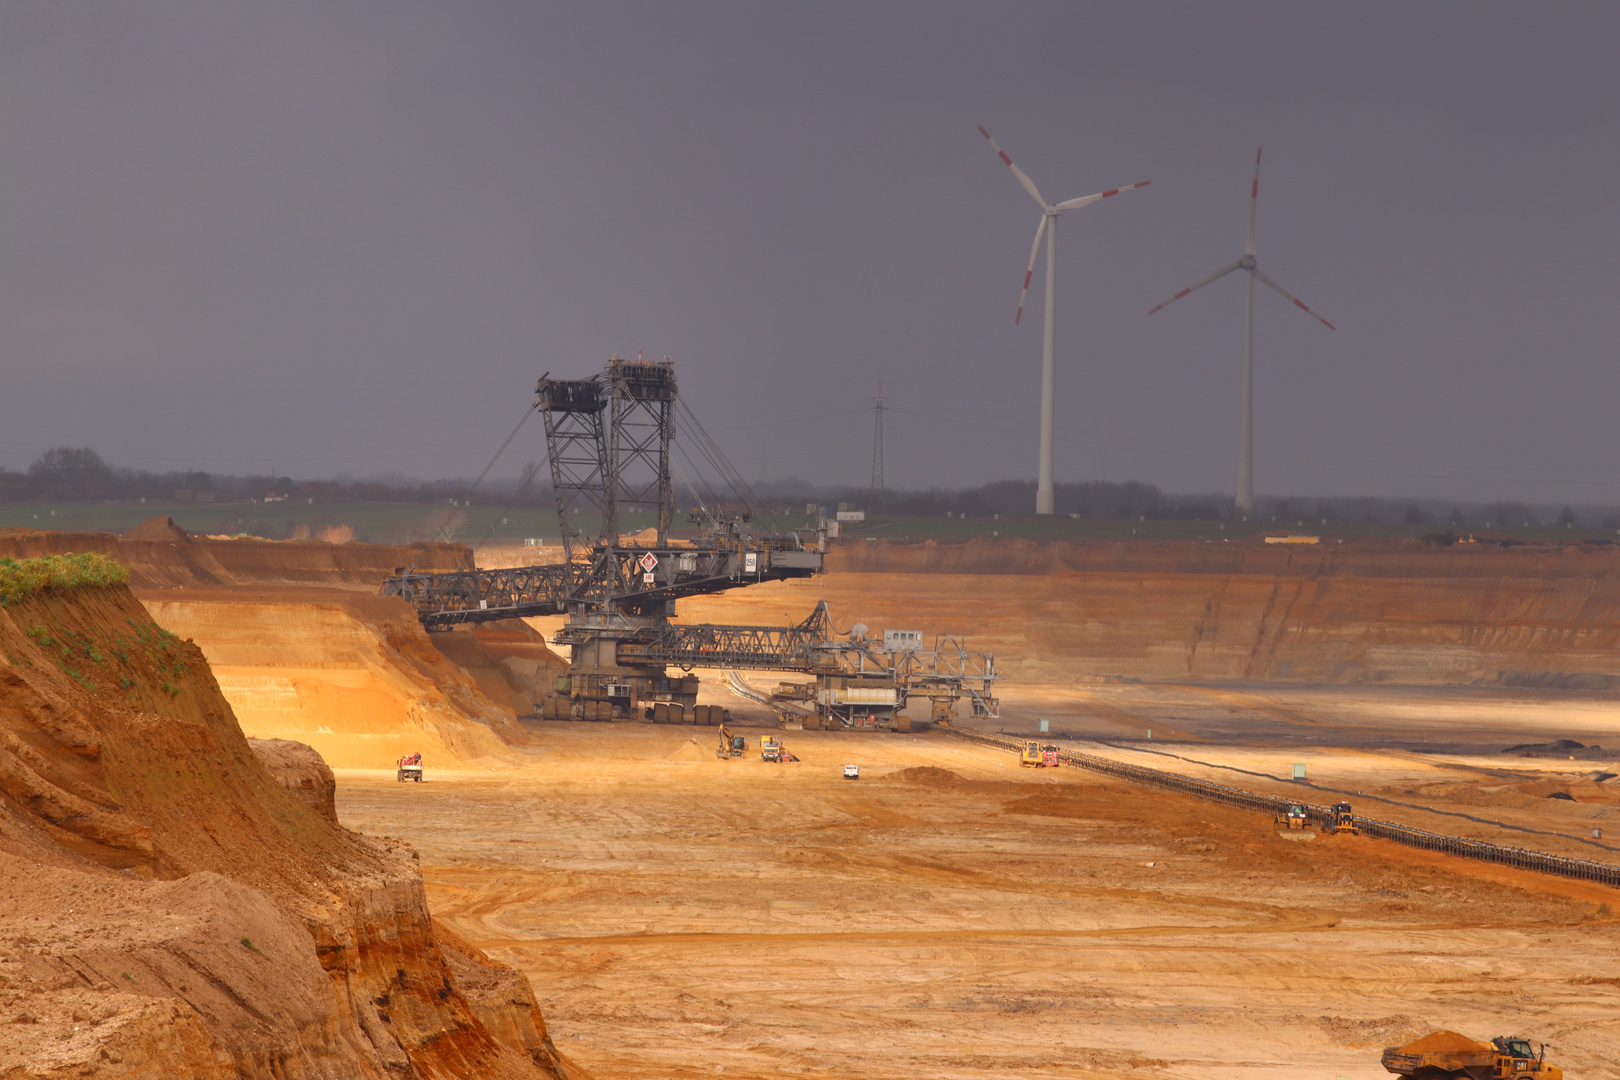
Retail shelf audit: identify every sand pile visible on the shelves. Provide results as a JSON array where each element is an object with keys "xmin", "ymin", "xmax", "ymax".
[
  {"xmin": 1396, "ymin": 1030, "xmax": 1494, "ymax": 1053},
  {"xmin": 668, "ymin": 738, "xmax": 710, "ymax": 761},
  {"xmin": 891, "ymin": 765, "xmax": 968, "ymax": 786},
  {"xmin": 1504, "ymin": 738, "xmax": 1610, "ymax": 759},
  {"xmin": 121, "ymin": 514, "xmax": 190, "ymax": 542},
  {"xmin": 0, "ymin": 573, "xmax": 584, "ymax": 1079}
]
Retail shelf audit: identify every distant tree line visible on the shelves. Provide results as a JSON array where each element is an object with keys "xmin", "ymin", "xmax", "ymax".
[
  {"xmin": 751, "ymin": 477, "xmax": 1620, "ymax": 531},
  {"xmin": 6, "ymin": 447, "xmax": 1617, "ymax": 531},
  {"xmin": 0, "ymin": 447, "xmax": 551, "ymax": 507}
]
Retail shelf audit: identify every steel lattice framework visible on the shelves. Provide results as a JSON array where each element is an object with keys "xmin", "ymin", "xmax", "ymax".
[
  {"xmin": 536, "ymin": 376, "xmax": 610, "ymax": 564},
  {"xmin": 382, "ymin": 356, "xmax": 822, "ymax": 629},
  {"xmin": 378, "ymin": 356, "xmax": 996, "ymax": 722}
]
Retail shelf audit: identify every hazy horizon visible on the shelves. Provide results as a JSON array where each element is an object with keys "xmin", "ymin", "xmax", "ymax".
[{"xmin": 2, "ymin": 4, "xmax": 1617, "ymax": 505}]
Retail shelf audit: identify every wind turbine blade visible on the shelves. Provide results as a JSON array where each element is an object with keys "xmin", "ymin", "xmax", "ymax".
[
  {"xmin": 1016, "ymin": 215, "xmax": 1048, "ymax": 324},
  {"xmin": 1054, "ymin": 180, "xmax": 1151, "ymax": 211},
  {"xmin": 1245, "ymin": 147, "xmax": 1261, "ymax": 256},
  {"xmin": 1252, "ymin": 268, "xmax": 1335, "ymax": 329},
  {"xmin": 978, "ymin": 125, "xmax": 1046, "ymax": 208},
  {"xmin": 1146, "ymin": 261, "xmax": 1243, "ymax": 315}
]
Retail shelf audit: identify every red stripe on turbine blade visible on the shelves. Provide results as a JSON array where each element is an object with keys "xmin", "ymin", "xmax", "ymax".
[
  {"xmin": 999, "ymin": 151, "xmax": 1013, "ymax": 166},
  {"xmin": 1256, "ymin": 147, "xmax": 1262, "ymax": 164},
  {"xmin": 1147, "ymin": 305, "xmax": 1164, "ymax": 315},
  {"xmin": 1320, "ymin": 319, "xmax": 1336, "ymax": 330},
  {"xmin": 1023, "ymin": 271, "xmax": 1033, "ymax": 289},
  {"xmin": 1101, "ymin": 188, "xmax": 1119, "ymax": 197},
  {"xmin": 978, "ymin": 126, "xmax": 990, "ymax": 139},
  {"xmin": 1174, "ymin": 288, "xmax": 1190, "ymax": 299},
  {"xmin": 1293, "ymin": 299, "xmax": 1310, "ymax": 311},
  {"xmin": 1136, "ymin": 180, "xmax": 1151, "ymax": 188},
  {"xmin": 1252, "ymin": 180, "xmax": 1259, "ymax": 198},
  {"xmin": 1015, "ymin": 308, "xmax": 1024, "ymax": 324}
]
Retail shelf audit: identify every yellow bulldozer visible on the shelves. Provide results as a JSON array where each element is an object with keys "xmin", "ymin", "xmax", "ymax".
[{"xmin": 1275, "ymin": 803, "xmax": 1309, "ymax": 830}]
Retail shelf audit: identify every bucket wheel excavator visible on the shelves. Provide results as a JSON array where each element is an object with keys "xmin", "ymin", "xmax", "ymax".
[{"xmin": 381, "ymin": 356, "xmax": 998, "ymax": 730}]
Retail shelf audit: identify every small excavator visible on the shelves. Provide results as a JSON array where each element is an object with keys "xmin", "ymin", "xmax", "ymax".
[{"xmin": 716, "ymin": 724, "xmax": 746, "ymax": 759}]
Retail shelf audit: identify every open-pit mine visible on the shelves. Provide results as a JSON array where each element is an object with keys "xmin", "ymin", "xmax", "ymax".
[{"xmin": 3, "ymin": 515, "xmax": 1620, "ymax": 1078}]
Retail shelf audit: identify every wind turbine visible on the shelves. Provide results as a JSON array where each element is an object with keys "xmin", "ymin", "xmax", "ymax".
[
  {"xmin": 1147, "ymin": 148, "xmax": 1335, "ymax": 521},
  {"xmin": 979, "ymin": 126, "xmax": 1150, "ymax": 516}
]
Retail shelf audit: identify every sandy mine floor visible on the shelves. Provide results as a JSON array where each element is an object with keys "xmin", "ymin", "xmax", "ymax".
[{"xmin": 337, "ymin": 717, "xmax": 1620, "ymax": 1079}]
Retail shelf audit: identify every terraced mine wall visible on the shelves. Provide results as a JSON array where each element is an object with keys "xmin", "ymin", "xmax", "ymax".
[
  {"xmin": 0, "ymin": 568, "xmax": 586, "ymax": 1079},
  {"xmin": 682, "ymin": 535, "xmax": 1620, "ymax": 688},
  {"xmin": 0, "ymin": 523, "xmax": 470, "ymax": 589},
  {"xmin": 0, "ymin": 525, "xmax": 561, "ymax": 767}
]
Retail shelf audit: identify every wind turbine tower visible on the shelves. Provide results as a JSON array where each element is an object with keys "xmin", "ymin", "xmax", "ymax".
[
  {"xmin": 1147, "ymin": 148, "xmax": 1335, "ymax": 520},
  {"xmin": 979, "ymin": 126, "xmax": 1150, "ymax": 515}
]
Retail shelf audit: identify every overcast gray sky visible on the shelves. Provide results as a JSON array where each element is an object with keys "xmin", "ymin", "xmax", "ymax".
[{"xmin": 1, "ymin": 2, "xmax": 1616, "ymax": 503}]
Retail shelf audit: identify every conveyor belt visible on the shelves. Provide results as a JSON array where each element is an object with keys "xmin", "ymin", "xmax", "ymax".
[{"xmin": 942, "ymin": 726, "xmax": 1620, "ymax": 889}]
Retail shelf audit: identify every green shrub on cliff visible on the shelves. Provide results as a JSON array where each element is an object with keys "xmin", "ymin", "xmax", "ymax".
[{"xmin": 0, "ymin": 553, "xmax": 130, "ymax": 607}]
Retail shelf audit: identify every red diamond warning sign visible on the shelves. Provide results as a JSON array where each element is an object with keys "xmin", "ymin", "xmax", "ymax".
[{"xmin": 638, "ymin": 553, "xmax": 658, "ymax": 572}]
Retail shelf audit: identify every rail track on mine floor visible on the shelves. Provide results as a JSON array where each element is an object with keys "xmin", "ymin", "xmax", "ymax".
[{"xmin": 942, "ymin": 725, "xmax": 1620, "ymax": 890}]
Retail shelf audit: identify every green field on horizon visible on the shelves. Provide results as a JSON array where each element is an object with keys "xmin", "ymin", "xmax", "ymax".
[{"xmin": 4, "ymin": 500, "xmax": 1619, "ymax": 547}]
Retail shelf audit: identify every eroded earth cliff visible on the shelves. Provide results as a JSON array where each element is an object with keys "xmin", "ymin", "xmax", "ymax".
[{"xmin": 0, "ymin": 567, "xmax": 587, "ymax": 1079}]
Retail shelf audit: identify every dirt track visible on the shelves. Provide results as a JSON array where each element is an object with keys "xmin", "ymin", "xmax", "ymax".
[{"xmin": 337, "ymin": 723, "xmax": 1620, "ymax": 1079}]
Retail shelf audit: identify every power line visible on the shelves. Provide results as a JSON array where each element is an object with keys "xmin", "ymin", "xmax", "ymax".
[{"xmin": 869, "ymin": 380, "xmax": 886, "ymax": 513}]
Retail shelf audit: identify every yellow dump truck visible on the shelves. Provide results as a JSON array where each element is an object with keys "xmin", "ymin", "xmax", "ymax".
[
  {"xmin": 1381, "ymin": 1031, "xmax": 1560, "ymax": 1079},
  {"xmin": 1020, "ymin": 740, "xmax": 1044, "ymax": 767},
  {"xmin": 760, "ymin": 735, "xmax": 783, "ymax": 762}
]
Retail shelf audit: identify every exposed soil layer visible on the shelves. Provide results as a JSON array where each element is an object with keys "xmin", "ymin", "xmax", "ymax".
[
  {"xmin": 337, "ymin": 723, "xmax": 1620, "ymax": 1080},
  {"xmin": 0, "ymin": 580, "xmax": 585, "ymax": 1079},
  {"xmin": 678, "ymin": 535, "xmax": 1620, "ymax": 688},
  {"xmin": 0, "ymin": 524, "xmax": 560, "ymax": 769},
  {"xmin": 8, "ymin": 527, "xmax": 1620, "ymax": 1074},
  {"xmin": 142, "ymin": 587, "xmax": 536, "ymax": 768},
  {"xmin": 249, "ymin": 736, "xmax": 339, "ymax": 823},
  {"xmin": 0, "ymin": 523, "xmax": 470, "ymax": 590}
]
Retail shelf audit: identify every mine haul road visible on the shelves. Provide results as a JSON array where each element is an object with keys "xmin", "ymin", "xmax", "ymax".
[{"xmin": 336, "ymin": 723, "xmax": 1620, "ymax": 1080}]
